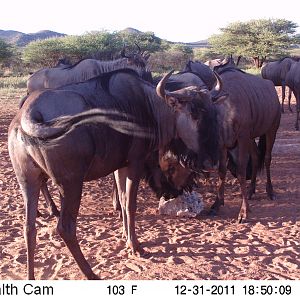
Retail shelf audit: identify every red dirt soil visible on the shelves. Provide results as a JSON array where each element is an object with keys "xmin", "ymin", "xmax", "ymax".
[{"xmin": 0, "ymin": 88, "xmax": 299, "ymax": 280}]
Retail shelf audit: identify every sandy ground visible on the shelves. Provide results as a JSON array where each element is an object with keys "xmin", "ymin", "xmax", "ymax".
[{"xmin": 0, "ymin": 88, "xmax": 299, "ymax": 280}]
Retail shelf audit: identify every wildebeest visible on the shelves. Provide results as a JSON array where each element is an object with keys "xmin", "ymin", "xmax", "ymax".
[
  {"xmin": 286, "ymin": 61, "xmax": 300, "ymax": 130},
  {"xmin": 111, "ymin": 62, "xmax": 219, "ymax": 217},
  {"xmin": 8, "ymin": 69, "xmax": 219, "ymax": 279},
  {"xmin": 211, "ymin": 68, "xmax": 280, "ymax": 223},
  {"xmin": 26, "ymin": 47, "xmax": 151, "ymax": 94},
  {"xmin": 182, "ymin": 60, "xmax": 216, "ymax": 90},
  {"xmin": 261, "ymin": 57, "xmax": 296, "ymax": 113},
  {"xmin": 23, "ymin": 47, "xmax": 153, "ymax": 216},
  {"xmin": 160, "ymin": 67, "xmax": 281, "ymax": 223}
]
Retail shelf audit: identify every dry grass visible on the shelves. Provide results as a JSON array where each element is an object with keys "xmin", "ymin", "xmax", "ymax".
[{"xmin": 0, "ymin": 76, "xmax": 28, "ymax": 90}]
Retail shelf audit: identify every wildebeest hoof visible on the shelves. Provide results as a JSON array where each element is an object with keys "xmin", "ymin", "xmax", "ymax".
[
  {"xmin": 268, "ymin": 194, "xmax": 276, "ymax": 201},
  {"xmin": 237, "ymin": 213, "xmax": 248, "ymax": 224},
  {"xmin": 87, "ymin": 273, "xmax": 100, "ymax": 280},
  {"xmin": 128, "ymin": 246, "xmax": 148, "ymax": 258}
]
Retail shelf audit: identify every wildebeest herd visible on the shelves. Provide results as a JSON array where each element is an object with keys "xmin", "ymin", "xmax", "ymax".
[{"xmin": 7, "ymin": 46, "xmax": 300, "ymax": 279}]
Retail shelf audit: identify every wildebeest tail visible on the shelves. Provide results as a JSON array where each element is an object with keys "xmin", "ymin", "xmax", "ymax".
[
  {"xmin": 257, "ymin": 134, "xmax": 266, "ymax": 172},
  {"xmin": 21, "ymin": 108, "xmax": 154, "ymax": 140}
]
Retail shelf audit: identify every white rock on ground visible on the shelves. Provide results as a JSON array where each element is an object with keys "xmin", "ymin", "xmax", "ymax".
[{"xmin": 158, "ymin": 191, "xmax": 204, "ymax": 218}]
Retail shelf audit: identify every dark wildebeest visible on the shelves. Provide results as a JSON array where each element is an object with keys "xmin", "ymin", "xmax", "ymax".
[
  {"xmin": 153, "ymin": 59, "xmax": 215, "ymax": 91},
  {"xmin": 160, "ymin": 67, "xmax": 281, "ymax": 223},
  {"xmin": 286, "ymin": 61, "xmax": 300, "ymax": 130},
  {"xmin": 261, "ymin": 57, "xmax": 296, "ymax": 112},
  {"xmin": 22, "ymin": 48, "xmax": 153, "ymax": 216},
  {"xmin": 182, "ymin": 60, "xmax": 216, "ymax": 90},
  {"xmin": 111, "ymin": 62, "xmax": 219, "ymax": 216},
  {"xmin": 8, "ymin": 69, "xmax": 219, "ymax": 279},
  {"xmin": 174, "ymin": 61, "xmax": 252, "ymax": 181},
  {"xmin": 26, "ymin": 47, "xmax": 151, "ymax": 94}
]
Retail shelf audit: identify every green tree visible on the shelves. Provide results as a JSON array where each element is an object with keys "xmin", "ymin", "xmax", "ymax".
[
  {"xmin": 208, "ymin": 19, "xmax": 298, "ymax": 67},
  {"xmin": 63, "ymin": 31, "xmax": 122, "ymax": 60},
  {"xmin": 22, "ymin": 30, "xmax": 164, "ymax": 68},
  {"xmin": 23, "ymin": 37, "xmax": 69, "ymax": 67},
  {"xmin": 0, "ymin": 38, "xmax": 13, "ymax": 63},
  {"xmin": 193, "ymin": 47, "xmax": 221, "ymax": 62},
  {"xmin": 149, "ymin": 45, "xmax": 193, "ymax": 73},
  {"xmin": 117, "ymin": 31, "xmax": 162, "ymax": 53}
]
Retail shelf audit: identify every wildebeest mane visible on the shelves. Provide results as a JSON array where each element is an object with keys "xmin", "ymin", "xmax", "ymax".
[
  {"xmin": 61, "ymin": 58, "xmax": 86, "ymax": 70},
  {"xmin": 216, "ymin": 66, "xmax": 246, "ymax": 76}
]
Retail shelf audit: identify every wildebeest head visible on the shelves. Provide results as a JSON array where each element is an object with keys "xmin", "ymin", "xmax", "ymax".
[
  {"xmin": 159, "ymin": 143, "xmax": 197, "ymax": 191},
  {"xmin": 156, "ymin": 71, "xmax": 221, "ymax": 188},
  {"xmin": 120, "ymin": 45, "xmax": 152, "ymax": 83},
  {"xmin": 120, "ymin": 44, "xmax": 150, "ymax": 68},
  {"xmin": 143, "ymin": 150, "xmax": 195, "ymax": 198}
]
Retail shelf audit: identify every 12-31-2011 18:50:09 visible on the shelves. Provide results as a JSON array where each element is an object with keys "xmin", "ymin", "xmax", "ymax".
[{"xmin": 243, "ymin": 284, "xmax": 292, "ymax": 295}]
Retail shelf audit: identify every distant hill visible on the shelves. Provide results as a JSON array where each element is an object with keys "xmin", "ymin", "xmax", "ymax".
[
  {"xmin": 120, "ymin": 27, "xmax": 209, "ymax": 48},
  {"xmin": 0, "ymin": 30, "xmax": 66, "ymax": 46},
  {"xmin": 0, "ymin": 27, "xmax": 208, "ymax": 48},
  {"xmin": 120, "ymin": 27, "xmax": 143, "ymax": 35},
  {"xmin": 182, "ymin": 40, "xmax": 209, "ymax": 48}
]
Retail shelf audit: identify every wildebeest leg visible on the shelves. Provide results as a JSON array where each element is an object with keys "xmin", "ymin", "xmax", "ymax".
[
  {"xmin": 287, "ymin": 87, "xmax": 293, "ymax": 112},
  {"xmin": 111, "ymin": 173, "xmax": 122, "ymax": 219},
  {"xmin": 247, "ymin": 140, "xmax": 259, "ymax": 200},
  {"xmin": 57, "ymin": 182, "xmax": 99, "ymax": 279},
  {"xmin": 265, "ymin": 125, "xmax": 280, "ymax": 200},
  {"xmin": 210, "ymin": 148, "xmax": 227, "ymax": 215},
  {"xmin": 21, "ymin": 182, "xmax": 40, "ymax": 280},
  {"xmin": 236, "ymin": 141, "xmax": 251, "ymax": 223},
  {"xmin": 114, "ymin": 166, "xmax": 143, "ymax": 255},
  {"xmin": 40, "ymin": 180, "xmax": 60, "ymax": 218},
  {"xmin": 9, "ymin": 143, "xmax": 41, "ymax": 279},
  {"xmin": 281, "ymin": 83, "xmax": 286, "ymax": 113},
  {"xmin": 295, "ymin": 91, "xmax": 300, "ymax": 131},
  {"xmin": 114, "ymin": 169, "xmax": 128, "ymax": 239}
]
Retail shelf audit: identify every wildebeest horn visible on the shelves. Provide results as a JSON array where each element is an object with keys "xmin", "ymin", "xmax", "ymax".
[
  {"xmin": 211, "ymin": 71, "xmax": 223, "ymax": 99},
  {"xmin": 156, "ymin": 70, "xmax": 174, "ymax": 99}
]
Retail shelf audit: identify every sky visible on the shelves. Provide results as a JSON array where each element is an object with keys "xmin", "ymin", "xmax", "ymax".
[{"xmin": 0, "ymin": 0, "xmax": 299, "ymax": 42}]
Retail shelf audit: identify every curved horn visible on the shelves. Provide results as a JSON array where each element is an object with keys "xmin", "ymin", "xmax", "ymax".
[
  {"xmin": 210, "ymin": 71, "xmax": 223, "ymax": 98},
  {"xmin": 156, "ymin": 70, "xmax": 174, "ymax": 99}
]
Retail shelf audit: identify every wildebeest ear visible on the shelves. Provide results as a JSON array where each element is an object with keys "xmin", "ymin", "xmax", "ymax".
[{"xmin": 165, "ymin": 95, "xmax": 192, "ymax": 111}]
